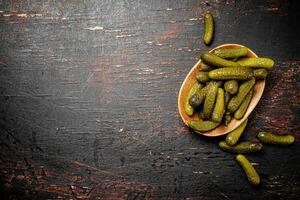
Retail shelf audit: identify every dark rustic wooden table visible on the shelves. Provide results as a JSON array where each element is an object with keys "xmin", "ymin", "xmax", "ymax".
[{"xmin": 0, "ymin": 0, "xmax": 299, "ymax": 199}]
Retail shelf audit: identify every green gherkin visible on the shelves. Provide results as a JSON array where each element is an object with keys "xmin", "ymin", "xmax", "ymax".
[
  {"xmin": 224, "ymin": 80, "xmax": 239, "ymax": 95},
  {"xmin": 219, "ymin": 141, "xmax": 263, "ymax": 154},
  {"xmin": 236, "ymin": 154, "xmax": 260, "ymax": 185},
  {"xmin": 203, "ymin": 81, "xmax": 219, "ymax": 119},
  {"xmin": 234, "ymin": 90, "xmax": 253, "ymax": 120},
  {"xmin": 257, "ymin": 132, "xmax": 295, "ymax": 145},
  {"xmin": 212, "ymin": 47, "xmax": 248, "ymax": 59},
  {"xmin": 209, "ymin": 67, "xmax": 253, "ymax": 80},
  {"xmin": 188, "ymin": 119, "xmax": 219, "ymax": 132},
  {"xmin": 237, "ymin": 57, "xmax": 274, "ymax": 68},
  {"xmin": 225, "ymin": 118, "xmax": 248, "ymax": 146},
  {"xmin": 212, "ymin": 88, "xmax": 225, "ymax": 123},
  {"xmin": 201, "ymin": 53, "xmax": 241, "ymax": 68},
  {"xmin": 227, "ymin": 78, "xmax": 255, "ymax": 113},
  {"xmin": 253, "ymin": 69, "xmax": 268, "ymax": 79},
  {"xmin": 203, "ymin": 12, "xmax": 214, "ymax": 45},
  {"xmin": 184, "ymin": 82, "xmax": 203, "ymax": 116}
]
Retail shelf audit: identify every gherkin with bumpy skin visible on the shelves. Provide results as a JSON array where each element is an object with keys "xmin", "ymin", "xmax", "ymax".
[
  {"xmin": 225, "ymin": 118, "xmax": 248, "ymax": 146},
  {"xmin": 188, "ymin": 119, "xmax": 219, "ymax": 132},
  {"xmin": 219, "ymin": 141, "xmax": 263, "ymax": 154},
  {"xmin": 224, "ymin": 80, "xmax": 239, "ymax": 95},
  {"xmin": 253, "ymin": 69, "xmax": 268, "ymax": 79},
  {"xmin": 201, "ymin": 53, "xmax": 241, "ymax": 68},
  {"xmin": 209, "ymin": 67, "xmax": 253, "ymax": 80},
  {"xmin": 185, "ymin": 82, "xmax": 203, "ymax": 116},
  {"xmin": 203, "ymin": 81, "xmax": 219, "ymax": 119},
  {"xmin": 234, "ymin": 90, "xmax": 253, "ymax": 120},
  {"xmin": 237, "ymin": 57, "xmax": 274, "ymax": 68},
  {"xmin": 236, "ymin": 154, "xmax": 260, "ymax": 185},
  {"xmin": 212, "ymin": 88, "xmax": 225, "ymax": 123},
  {"xmin": 189, "ymin": 85, "xmax": 208, "ymax": 108},
  {"xmin": 227, "ymin": 78, "xmax": 255, "ymax": 113},
  {"xmin": 203, "ymin": 12, "xmax": 214, "ymax": 45},
  {"xmin": 212, "ymin": 47, "xmax": 248, "ymax": 59},
  {"xmin": 257, "ymin": 132, "xmax": 295, "ymax": 145},
  {"xmin": 198, "ymin": 62, "xmax": 214, "ymax": 72},
  {"xmin": 196, "ymin": 72, "xmax": 211, "ymax": 83}
]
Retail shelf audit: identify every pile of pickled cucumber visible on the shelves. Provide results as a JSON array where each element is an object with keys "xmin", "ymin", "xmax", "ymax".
[
  {"xmin": 185, "ymin": 48, "xmax": 273, "ymax": 131},
  {"xmin": 183, "ymin": 12, "xmax": 296, "ymax": 185}
]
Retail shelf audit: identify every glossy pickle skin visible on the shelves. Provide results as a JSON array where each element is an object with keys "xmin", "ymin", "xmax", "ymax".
[
  {"xmin": 203, "ymin": 81, "xmax": 219, "ymax": 119},
  {"xmin": 198, "ymin": 62, "xmax": 214, "ymax": 72},
  {"xmin": 209, "ymin": 67, "xmax": 253, "ymax": 80},
  {"xmin": 234, "ymin": 90, "xmax": 253, "ymax": 120},
  {"xmin": 227, "ymin": 78, "xmax": 256, "ymax": 113},
  {"xmin": 237, "ymin": 57, "xmax": 274, "ymax": 68},
  {"xmin": 201, "ymin": 52, "xmax": 241, "ymax": 68},
  {"xmin": 196, "ymin": 72, "xmax": 211, "ymax": 83},
  {"xmin": 189, "ymin": 85, "xmax": 208, "ymax": 108},
  {"xmin": 212, "ymin": 47, "xmax": 248, "ymax": 59},
  {"xmin": 219, "ymin": 141, "xmax": 263, "ymax": 153},
  {"xmin": 184, "ymin": 82, "xmax": 203, "ymax": 116},
  {"xmin": 212, "ymin": 88, "xmax": 225, "ymax": 123},
  {"xmin": 253, "ymin": 69, "xmax": 268, "ymax": 79},
  {"xmin": 224, "ymin": 80, "xmax": 239, "ymax": 95},
  {"xmin": 225, "ymin": 118, "xmax": 248, "ymax": 146},
  {"xmin": 257, "ymin": 132, "xmax": 295, "ymax": 145},
  {"xmin": 203, "ymin": 12, "xmax": 214, "ymax": 45},
  {"xmin": 188, "ymin": 119, "xmax": 219, "ymax": 132},
  {"xmin": 236, "ymin": 154, "xmax": 260, "ymax": 185}
]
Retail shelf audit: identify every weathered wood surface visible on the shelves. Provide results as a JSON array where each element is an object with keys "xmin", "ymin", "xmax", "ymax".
[{"xmin": 0, "ymin": 0, "xmax": 299, "ymax": 199}]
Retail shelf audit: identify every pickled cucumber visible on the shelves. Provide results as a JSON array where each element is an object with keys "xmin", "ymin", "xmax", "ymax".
[
  {"xmin": 189, "ymin": 85, "xmax": 208, "ymax": 108},
  {"xmin": 188, "ymin": 119, "xmax": 219, "ymax": 132},
  {"xmin": 196, "ymin": 72, "xmax": 211, "ymax": 83},
  {"xmin": 184, "ymin": 82, "xmax": 203, "ymax": 116},
  {"xmin": 257, "ymin": 132, "xmax": 295, "ymax": 145},
  {"xmin": 219, "ymin": 141, "xmax": 263, "ymax": 153},
  {"xmin": 236, "ymin": 154, "xmax": 260, "ymax": 185},
  {"xmin": 212, "ymin": 88, "xmax": 225, "ymax": 123},
  {"xmin": 203, "ymin": 12, "xmax": 214, "ymax": 45},
  {"xmin": 227, "ymin": 78, "xmax": 255, "ymax": 113},
  {"xmin": 237, "ymin": 57, "xmax": 274, "ymax": 68},
  {"xmin": 203, "ymin": 81, "xmax": 219, "ymax": 119},
  {"xmin": 224, "ymin": 112, "xmax": 232, "ymax": 126},
  {"xmin": 209, "ymin": 67, "xmax": 253, "ymax": 80},
  {"xmin": 253, "ymin": 69, "xmax": 268, "ymax": 79},
  {"xmin": 225, "ymin": 118, "xmax": 248, "ymax": 146},
  {"xmin": 212, "ymin": 47, "xmax": 248, "ymax": 59},
  {"xmin": 201, "ymin": 53, "xmax": 241, "ymax": 68},
  {"xmin": 198, "ymin": 62, "xmax": 214, "ymax": 72},
  {"xmin": 234, "ymin": 90, "xmax": 253, "ymax": 120},
  {"xmin": 224, "ymin": 80, "xmax": 239, "ymax": 95}
]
